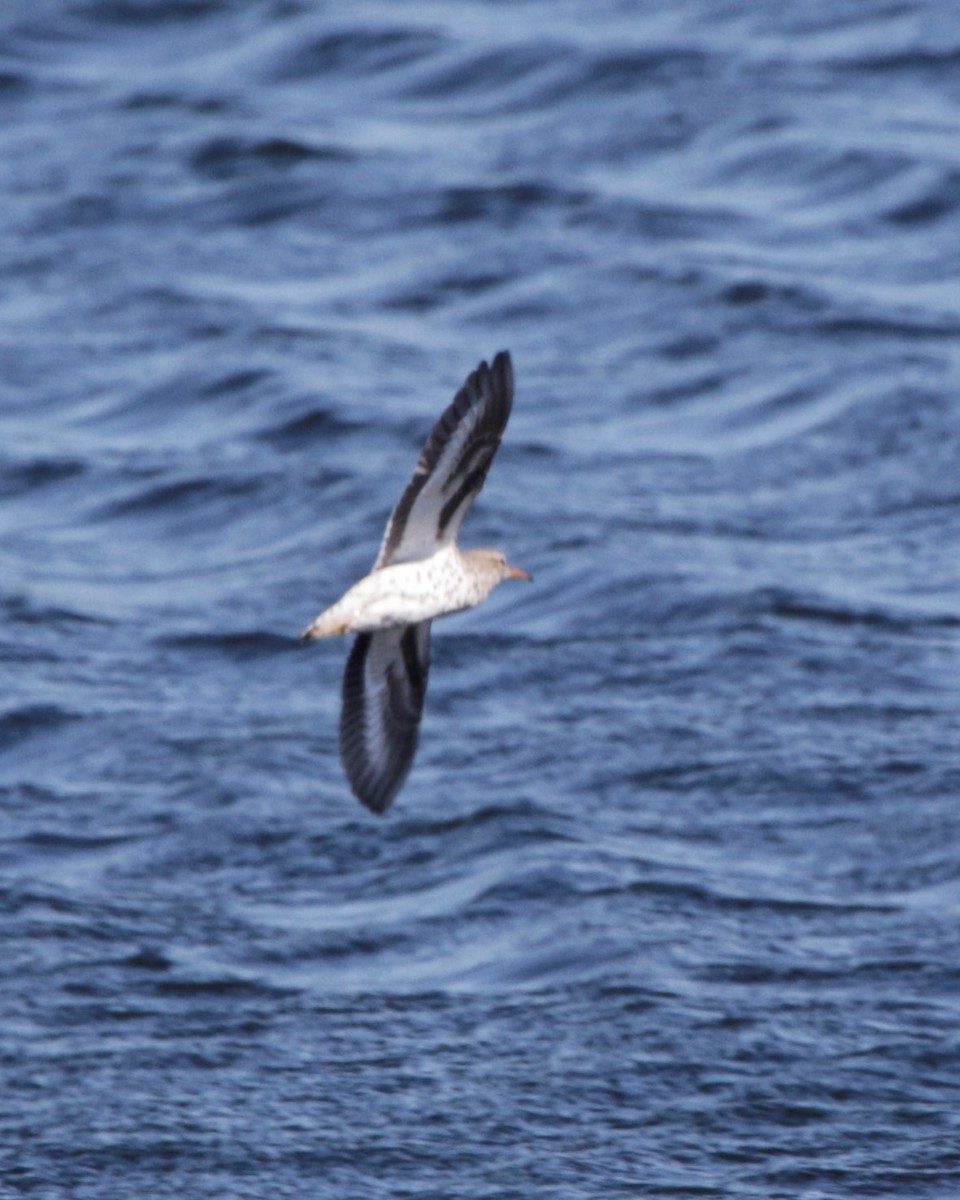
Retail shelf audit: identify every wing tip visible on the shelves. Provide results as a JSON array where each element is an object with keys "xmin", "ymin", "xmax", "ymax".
[
  {"xmin": 345, "ymin": 754, "xmax": 411, "ymax": 815},
  {"xmin": 356, "ymin": 786, "xmax": 395, "ymax": 816},
  {"xmin": 341, "ymin": 738, "xmax": 405, "ymax": 815},
  {"xmin": 480, "ymin": 350, "xmax": 513, "ymax": 403}
]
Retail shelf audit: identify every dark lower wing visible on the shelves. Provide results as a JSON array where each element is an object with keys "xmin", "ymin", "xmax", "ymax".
[{"xmin": 339, "ymin": 622, "xmax": 432, "ymax": 814}]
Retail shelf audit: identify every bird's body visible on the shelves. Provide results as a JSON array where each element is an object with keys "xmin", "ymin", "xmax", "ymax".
[
  {"xmin": 301, "ymin": 351, "xmax": 528, "ymax": 814},
  {"xmin": 302, "ymin": 544, "xmax": 524, "ymax": 639}
]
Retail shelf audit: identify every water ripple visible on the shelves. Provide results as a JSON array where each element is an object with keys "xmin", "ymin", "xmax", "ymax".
[{"xmin": 4, "ymin": 1, "xmax": 960, "ymax": 1196}]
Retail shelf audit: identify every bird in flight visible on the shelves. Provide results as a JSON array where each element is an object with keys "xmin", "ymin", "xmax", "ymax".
[{"xmin": 301, "ymin": 351, "xmax": 530, "ymax": 814}]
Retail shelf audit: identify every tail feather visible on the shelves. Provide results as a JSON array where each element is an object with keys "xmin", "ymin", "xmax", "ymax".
[{"xmin": 301, "ymin": 610, "xmax": 350, "ymax": 641}]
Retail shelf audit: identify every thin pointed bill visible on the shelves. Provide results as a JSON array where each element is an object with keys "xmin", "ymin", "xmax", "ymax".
[{"xmin": 507, "ymin": 564, "xmax": 533, "ymax": 582}]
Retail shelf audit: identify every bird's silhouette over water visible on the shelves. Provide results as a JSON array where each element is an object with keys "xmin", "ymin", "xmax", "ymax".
[{"xmin": 301, "ymin": 352, "xmax": 530, "ymax": 814}]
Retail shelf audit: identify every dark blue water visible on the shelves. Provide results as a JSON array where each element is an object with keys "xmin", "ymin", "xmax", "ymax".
[{"xmin": 3, "ymin": 1, "xmax": 960, "ymax": 1195}]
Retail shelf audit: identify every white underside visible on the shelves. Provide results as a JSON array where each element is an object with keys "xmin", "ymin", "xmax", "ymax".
[{"xmin": 308, "ymin": 545, "xmax": 492, "ymax": 636}]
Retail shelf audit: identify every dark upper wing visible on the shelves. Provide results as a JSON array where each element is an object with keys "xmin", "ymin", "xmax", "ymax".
[
  {"xmin": 374, "ymin": 351, "xmax": 513, "ymax": 569},
  {"xmin": 339, "ymin": 622, "xmax": 432, "ymax": 814}
]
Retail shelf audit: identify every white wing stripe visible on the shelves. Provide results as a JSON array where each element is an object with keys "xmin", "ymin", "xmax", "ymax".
[{"xmin": 374, "ymin": 352, "xmax": 513, "ymax": 568}]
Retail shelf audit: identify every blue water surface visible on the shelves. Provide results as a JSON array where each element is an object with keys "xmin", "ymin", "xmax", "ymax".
[{"xmin": 3, "ymin": 1, "xmax": 960, "ymax": 1196}]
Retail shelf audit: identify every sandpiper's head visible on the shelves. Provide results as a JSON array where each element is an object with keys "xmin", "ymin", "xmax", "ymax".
[{"xmin": 465, "ymin": 547, "xmax": 533, "ymax": 588}]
